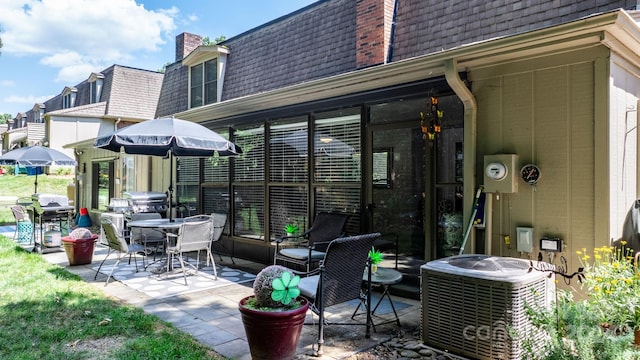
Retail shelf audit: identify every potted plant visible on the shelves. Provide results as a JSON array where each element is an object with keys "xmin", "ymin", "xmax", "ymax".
[
  {"xmin": 368, "ymin": 247, "xmax": 383, "ymax": 274},
  {"xmin": 61, "ymin": 227, "xmax": 98, "ymax": 266},
  {"xmin": 238, "ymin": 265, "xmax": 309, "ymax": 360},
  {"xmin": 284, "ymin": 223, "xmax": 299, "ymax": 237}
]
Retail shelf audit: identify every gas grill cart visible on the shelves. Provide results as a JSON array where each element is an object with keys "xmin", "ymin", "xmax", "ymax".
[{"xmin": 31, "ymin": 194, "xmax": 75, "ymax": 254}]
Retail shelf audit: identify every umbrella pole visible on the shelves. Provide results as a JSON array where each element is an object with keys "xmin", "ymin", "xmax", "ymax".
[
  {"xmin": 34, "ymin": 171, "xmax": 38, "ymax": 193},
  {"xmin": 168, "ymin": 151, "xmax": 174, "ymax": 222}
]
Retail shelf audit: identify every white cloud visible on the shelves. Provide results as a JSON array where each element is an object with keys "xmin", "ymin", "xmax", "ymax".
[
  {"xmin": 5, "ymin": 94, "xmax": 53, "ymax": 106},
  {"xmin": 0, "ymin": 0, "xmax": 178, "ymax": 82},
  {"xmin": 0, "ymin": 80, "xmax": 16, "ymax": 87}
]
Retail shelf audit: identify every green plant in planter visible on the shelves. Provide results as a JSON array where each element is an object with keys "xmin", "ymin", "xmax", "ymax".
[
  {"xmin": 239, "ymin": 265, "xmax": 309, "ymax": 360},
  {"xmin": 246, "ymin": 265, "xmax": 303, "ymax": 310},
  {"xmin": 368, "ymin": 247, "xmax": 383, "ymax": 265},
  {"xmin": 284, "ymin": 224, "xmax": 299, "ymax": 235}
]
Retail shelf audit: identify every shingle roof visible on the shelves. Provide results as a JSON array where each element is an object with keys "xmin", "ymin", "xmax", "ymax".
[
  {"xmin": 103, "ymin": 65, "xmax": 164, "ymax": 119},
  {"xmin": 47, "ymin": 102, "xmax": 108, "ymax": 117}
]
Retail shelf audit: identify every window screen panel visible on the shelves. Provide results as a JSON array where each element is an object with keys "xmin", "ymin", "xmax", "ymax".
[
  {"xmin": 203, "ymin": 128, "xmax": 229, "ymax": 183},
  {"xmin": 314, "ymin": 113, "xmax": 361, "ymax": 183},
  {"xmin": 269, "ymin": 185, "xmax": 308, "ymax": 240},
  {"xmin": 234, "ymin": 125, "xmax": 265, "ymax": 182},
  {"xmin": 315, "ymin": 186, "xmax": 361, "ymax": 235},
  {"xmin": 233, "ymin": 185, "xmax": 265, "ymax": 240},
  {"xmin": 202, "ymin": 186, "xmax": 230, "ymax": 214},
  {"xmin": 269, "ymin": 118, "xmax": 308, "ymax": 183},
  {"xmin": 176, "ymin": 157, "xmax": 200, "ymax": 212}
]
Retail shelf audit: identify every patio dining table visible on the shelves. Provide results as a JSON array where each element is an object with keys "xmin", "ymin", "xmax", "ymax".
[{"xmin": 127, "ymin": 218, "xmax": 184, "ymax": 272}]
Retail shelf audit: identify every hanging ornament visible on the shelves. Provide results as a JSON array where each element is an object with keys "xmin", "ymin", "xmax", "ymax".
[{"xmin": 419, "ymin": 95, "xmax": 444, "ymax": 142}]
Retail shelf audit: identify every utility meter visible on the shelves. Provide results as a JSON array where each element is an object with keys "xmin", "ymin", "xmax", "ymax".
[
  {"xmin": 485, "ymin": 162, "xmax": 507, "ymax": 180},
  {"xmin": 483, "ymin": 154, "xmax": 518, "ymax": 193}
]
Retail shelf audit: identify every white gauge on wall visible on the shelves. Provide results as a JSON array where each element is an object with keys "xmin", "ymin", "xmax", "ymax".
[{"xmin": 485, "ymin": 162, "xmax": 507, "ymax": 181}]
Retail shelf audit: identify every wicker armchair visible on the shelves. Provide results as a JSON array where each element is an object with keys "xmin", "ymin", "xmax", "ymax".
[
  {"xmin": 297, "ymin": 232, "xmax": 380, "ymax": 356},
  {"xmin": 273, "ymin": 212, "xmax": 349, "ymax": 272}
]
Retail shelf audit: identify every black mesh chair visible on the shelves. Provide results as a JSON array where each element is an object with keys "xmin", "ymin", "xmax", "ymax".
[
  {"xmin": 273, "ymin": 212, "xmax": 349, "ymax": 272},
  {"xmin": 297, "ymin": 232, "xmax": 380, "ymax": 356}
]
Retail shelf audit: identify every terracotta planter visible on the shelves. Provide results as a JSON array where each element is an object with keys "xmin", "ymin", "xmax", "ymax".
[
  {"xmin": 635, "ymin": 329, "xmax": 640, "ymax": 346},
  {"xmin": 239, "ymin": 296, "xmax": 309, "ymax": 360},
  {"xmin": 61, "ymin": 235, "xmax": 98, "ymax": 266}
]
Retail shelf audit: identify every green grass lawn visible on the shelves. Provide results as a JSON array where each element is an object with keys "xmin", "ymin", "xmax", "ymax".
[
  {"xmin": 0, "ymin": 235, "xmax": 223, "ymax": 359},
  {"xmin": 0, "ymin": 174, "xmax": 74, "ymax": 224}
]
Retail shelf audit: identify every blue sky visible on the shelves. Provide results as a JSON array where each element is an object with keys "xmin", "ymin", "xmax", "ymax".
[{"xmin": 0, "ymin": 0, "xmax": 318, "ymax": 118}]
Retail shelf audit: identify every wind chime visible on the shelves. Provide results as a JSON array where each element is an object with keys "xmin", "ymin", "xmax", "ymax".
[{"xmin": 420, "ymin": 96, "xmax": 443, "ymax": 142}]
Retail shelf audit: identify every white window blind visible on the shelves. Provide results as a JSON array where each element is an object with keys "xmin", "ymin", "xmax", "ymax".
[{"xmin": 233, "ymin": 125, "xmax": 265, "ymax": 239}]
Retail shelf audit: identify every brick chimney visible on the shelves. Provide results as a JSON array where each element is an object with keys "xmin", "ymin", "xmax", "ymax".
[
  {"xmin": 175, "ymin": 32, "xmax": 203, "ymax": 62},
  {"xmin": 356, "ymin": 0, "xmax": 395, "ymax": 69}
]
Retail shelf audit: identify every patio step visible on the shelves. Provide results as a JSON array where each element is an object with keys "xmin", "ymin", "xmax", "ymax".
[{"xmin": 389, "ymin": 273, "xmax": 420, "ymax": 300}]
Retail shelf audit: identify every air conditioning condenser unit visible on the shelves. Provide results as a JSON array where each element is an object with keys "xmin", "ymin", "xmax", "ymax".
[{"xmin": 421, "ymin": 255, "xmax": 555, "ymax": 360}]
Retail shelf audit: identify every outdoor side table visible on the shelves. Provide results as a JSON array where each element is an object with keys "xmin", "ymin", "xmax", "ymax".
[{"xmin": 351, "ymin": 267, "xmax": 403, "ymax": 329}]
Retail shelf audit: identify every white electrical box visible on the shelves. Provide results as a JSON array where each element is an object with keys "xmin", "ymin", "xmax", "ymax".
[
  {"xmin": 516, "ymin": 227, "xmax": 534, "ymax": 253},
  {"xmin": 483, "ymin": 154, "xmax": 519, "ymax": 193}
]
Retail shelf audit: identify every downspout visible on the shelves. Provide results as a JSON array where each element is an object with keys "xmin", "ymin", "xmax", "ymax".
[
  {"xmin": 444, "ymin": 59, "xmax": 481, "ymax": 254},
  {"xmin": 386, "ymin": 0, "xmax": 398, "ymax": 63}
]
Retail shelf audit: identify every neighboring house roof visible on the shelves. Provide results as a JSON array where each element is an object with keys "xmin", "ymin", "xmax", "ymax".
[
  {"xmin": 47, "ymin": 102, "xmax": 108, "ymax": 118},
  {"xmin": 15, "ymin": 64, "xmax": 163, "ymax": 124},
  {"xmin": 101, "ymin": 65, "xmax": 164, "ymax": 120}
]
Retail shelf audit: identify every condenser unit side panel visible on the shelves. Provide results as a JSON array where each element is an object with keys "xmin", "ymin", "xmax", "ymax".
[{"xmin": 422, "ymin": 268, "xmax": 552, "ymax": 360}]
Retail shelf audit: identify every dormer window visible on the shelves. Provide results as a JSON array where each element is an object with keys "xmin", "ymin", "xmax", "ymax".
[
  {"xmin": 32, "ymin": 104, "xmax": 45, "ymax": 123},
  {"xmin": 62, "ymin": 86, "xmax": 77, "ymax": 109},
  {"xmin": 88, "ymin": 72, "xmax": 104, "ymax": 104},
  {"xmin": 183, "ymin": 45, "xmax": 229, "ymax": 109}
]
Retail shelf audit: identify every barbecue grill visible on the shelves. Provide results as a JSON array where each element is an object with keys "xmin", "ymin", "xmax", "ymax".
[
  {"xmin": 31, "ymin": 193, "xmax": 74, "ymax": 253},
  {"xmin": 100, "ymin": 192, "xmax": 168, "ymax": 245},
  {"xmin": 122, "ymin": 191, "xmax": 168, "ymax": 215}
]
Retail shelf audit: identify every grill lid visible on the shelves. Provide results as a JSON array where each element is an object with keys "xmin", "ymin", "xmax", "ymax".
[
  {"xmin": 32, "ymin": 193, "xmax": 70, "ymax": 207},
  {"xmin": 123, "ymin": 191, "xmax": 167, "ymax": 203}
]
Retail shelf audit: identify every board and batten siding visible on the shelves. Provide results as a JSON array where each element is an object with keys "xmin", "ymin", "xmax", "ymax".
[
  {"xmin": 469, "ymin": 45, "xmax": 609, "ymax": 279},
  {"xmin": 608, "ymin": 53, "xmax": 640, "ymax": 241}
]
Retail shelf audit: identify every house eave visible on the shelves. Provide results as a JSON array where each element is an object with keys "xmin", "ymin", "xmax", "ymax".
[{"xmin": 176, "ymin": 10, "xmax": 637, "ymax": 124}]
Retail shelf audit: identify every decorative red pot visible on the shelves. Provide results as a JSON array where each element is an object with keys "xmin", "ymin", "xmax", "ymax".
[
  {"xmin": 238, "ymin": 296, "xmax": 309, "ymax": 360},
  {"xmin": 61, "ymin": 235, "xmax": 98, "ymax": 266}
]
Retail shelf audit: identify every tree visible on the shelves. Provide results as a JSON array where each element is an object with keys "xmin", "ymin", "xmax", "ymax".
[
  {"xmin": 0, "ymin": 113, "xmax": 12, "ymax": 124},
  {"xmin": 202, "ymin": 35, "xmax": 226, "ymax": 46}
]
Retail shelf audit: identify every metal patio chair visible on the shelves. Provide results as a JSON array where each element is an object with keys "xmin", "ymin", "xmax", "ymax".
[
  {"xmin": 128, "ymin": 212, "xmax": 165, "ymax": 265},
  {"xmin": 166, "ymin": 215, "xmax": 218, "ymax": 285},
  {"xmin": 95, "ymin": 220, "xmax": 145, "ymax": 285},
  {"xmin": 296, "ymin": 232, "xmax": 380, "ymax": 356},
  {"xmin": 10, "ymin": 205, "xmax": 33, "ymax": 244},
  {"xmin": 273, "ymin": 212, "xmax": 349, "ymax": 272},
  {"xmin": 210, "ymin": 212, "xmax": 235, "ymax": 264}
]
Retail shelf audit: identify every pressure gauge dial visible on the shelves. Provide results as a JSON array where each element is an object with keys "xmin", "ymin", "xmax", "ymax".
[{"xmin": 520, "ymin": 164, "xmax": 541, "ymax": 185}]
